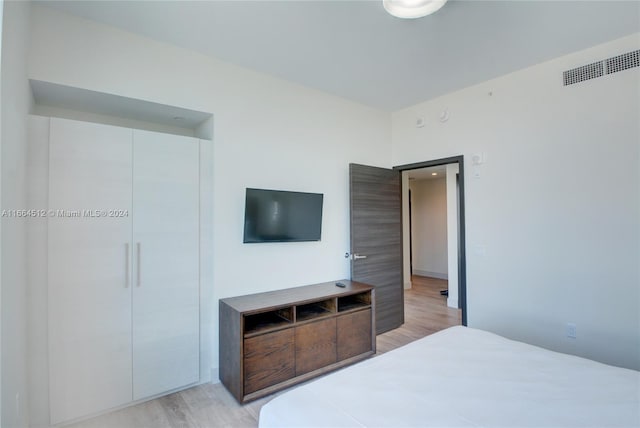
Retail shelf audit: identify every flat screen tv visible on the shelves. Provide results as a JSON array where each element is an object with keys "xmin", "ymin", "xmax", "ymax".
[{"xmin": 243, "ymin": 188, "xmax": 323, "ymax": 243}]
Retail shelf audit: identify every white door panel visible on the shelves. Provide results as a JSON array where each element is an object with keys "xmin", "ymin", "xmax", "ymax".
[
  {"xmin": 132, "ymin": 130, "xmax": 200, "ymax": 400},
  {"xmin": 48, "ymin": 118, "xmax": 133, "ymax": 424}
]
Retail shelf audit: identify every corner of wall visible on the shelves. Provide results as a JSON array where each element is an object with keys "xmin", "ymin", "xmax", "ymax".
[
  {"xmin": 1, "ymin": 0, "xmax": 33, "ymax": 426},
  {"xmin": 210, "ymin": 368, "xmax": 220, "ymax": 385},
  {"xmin": 0, "ymin": 1, "xmax": 4, "ymax": 423}
]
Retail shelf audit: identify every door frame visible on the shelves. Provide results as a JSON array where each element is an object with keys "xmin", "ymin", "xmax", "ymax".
[{"xmin": 393, "ymin": 155, "xmax": 467, "ymax": 326}]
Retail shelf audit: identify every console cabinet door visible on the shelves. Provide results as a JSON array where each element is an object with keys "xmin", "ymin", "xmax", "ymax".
[
  {"xmin": 295, "ymin": 318, "xmax": 337, "ymax": 376},
  {"xmin": 132, "ymin": 130, "xmax": 200, "ymax": 399},
  {"xmin": 337, "ymin": 309, "xmax": 372, "ymax": 361},
  {"xmin": 244, "ymin": 329, "xmax": 295, "ymax": 394},
  {"xmin": 48, "ymin": 118, "xmax": 133, "ymax": 424}
]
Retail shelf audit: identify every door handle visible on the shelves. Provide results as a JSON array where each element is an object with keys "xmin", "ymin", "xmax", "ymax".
[
  {"xmin": 351, "ymin": 253, "xmax": 367, "ymax": 260},
  {"xmin": 136, "ymin": 242, "xmax": 141, "ymax": 287}
]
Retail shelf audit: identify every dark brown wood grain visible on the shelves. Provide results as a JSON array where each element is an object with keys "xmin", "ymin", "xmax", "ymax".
[
  {"xmin": 221, "ymin": 280, "xmax": 372, "ymax": 314},
  {"xmin": 349, "ymin": 163, "xmax": 403, "ymax": 334},
  {"xmin": 243, "ymin": 329, "xmax": 295, "ymax": 394},
  {"xmin": 337, "ymin": 309, "xmax": 372, "ymax": 361},
  {"xmin": 219, "ymin": 301, "xmax": 243, "ymax": 402},
  {"xmin": 295, "ymin": 318, "xmax": 337, "ymax": 376},
  {"xmin": 219, "ymin": 280, "xmax": 375, "ymax": 402}
]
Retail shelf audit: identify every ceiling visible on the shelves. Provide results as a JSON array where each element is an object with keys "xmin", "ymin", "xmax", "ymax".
[
  {"xmin": 407, "ymin": 165, "xmax": 448, "ymax": 181},
  {"xmin": 38, "ymin": 1, "xmax": 640, "ymax": 111}
]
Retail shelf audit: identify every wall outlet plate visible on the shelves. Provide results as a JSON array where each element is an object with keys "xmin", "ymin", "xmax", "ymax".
[{"xmin": 566, "ymin": 323, "xmax": 577, "ymax": 339}]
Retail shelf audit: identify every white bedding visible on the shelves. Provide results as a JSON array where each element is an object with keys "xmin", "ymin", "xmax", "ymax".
[{"xmin": 259, "ymin": 326, "xmax": 640, "ymax": 427}]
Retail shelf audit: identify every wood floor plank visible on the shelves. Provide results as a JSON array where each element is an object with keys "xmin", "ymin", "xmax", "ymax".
[
  {"xmin": 66, "ymin": 398, "xmax": 172, "ymax": 428},
  {"xmin": 182, "ymin": 383, "xmax": 257, "ymax": 428},
  {"xmin": 376, "ymin": 275, "xmax": 461, "ymax": 354},
  {"xmin": 68, "ymin": 275, "xmax": 460, "ymax": 428},
  {"xmin": 157, "ymin": 393, "xmax": 201, "ymax": 428}
]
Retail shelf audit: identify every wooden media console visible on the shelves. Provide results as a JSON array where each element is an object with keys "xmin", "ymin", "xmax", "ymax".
[{"xmin": 219, "ymin": 280, "xmax": 376, "ymax": 402}]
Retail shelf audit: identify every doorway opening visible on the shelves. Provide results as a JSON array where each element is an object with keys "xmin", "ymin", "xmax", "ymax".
[{"xmin": 394, "ymin": 156, "xmax": 467, "ymax": 326}]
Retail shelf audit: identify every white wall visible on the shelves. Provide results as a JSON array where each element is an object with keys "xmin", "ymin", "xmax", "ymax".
[
  {"xmin": 0, "ymin": 1, "xmax": 4, "ymax": 424},
  {"xmin": 1, "ymin": 1, "xmax": 32, "ymax": 427},
  {"xmin": 392, "ymin": 34, "xmax": 640, "ymax": 370},
  {"xmin": 25, "ymin": 115, "xmax": 48, "ymax": 428},
  {"xmin": 26, "ymin": 6, "xmax": 391, "ymax": 423},
  {"xmin": 410, "ymin": 178, "xmax": 448, "ymax": 278}
]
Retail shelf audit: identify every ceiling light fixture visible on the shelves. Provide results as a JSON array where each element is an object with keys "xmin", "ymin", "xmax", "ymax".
[
  {"xmin": 431, "ymin": 172, "xmax": 438, "ymax": 176},
  {"xmin": 383, "ymin": 0, "xmax": 448, "ymax": 19}
]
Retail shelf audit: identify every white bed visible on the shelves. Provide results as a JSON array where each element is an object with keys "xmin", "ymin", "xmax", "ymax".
[{"xmin": 259, "ymin": 326, "xmax": 640, "ymax": 427}]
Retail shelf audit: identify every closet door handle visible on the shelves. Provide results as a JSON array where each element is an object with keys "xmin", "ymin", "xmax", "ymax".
[
  {"xmin": 125, "ymin": 243, "xmax": 130, "ymax": 288},
  {"xmin": 136, "ymin": 242, "xmax": 141, "ymax": 287}
]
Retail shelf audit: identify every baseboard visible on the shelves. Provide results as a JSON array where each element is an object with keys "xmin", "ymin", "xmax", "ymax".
[{"xmin": 413, "ymin": 270, "xmax": 448, "ymax": 280}]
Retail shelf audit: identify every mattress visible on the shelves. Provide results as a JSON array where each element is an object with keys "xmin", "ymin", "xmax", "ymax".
[{"xmin": 259, "ymin": 326, "xmax": 640, "ymax": 427}]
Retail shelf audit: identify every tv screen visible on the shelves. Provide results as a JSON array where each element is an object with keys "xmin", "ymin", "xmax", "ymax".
[{"xmin": 243, "ymin": 188, "xmax": 323, "ymax": 243}]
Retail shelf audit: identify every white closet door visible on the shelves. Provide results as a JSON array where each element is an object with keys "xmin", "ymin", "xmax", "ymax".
[
  {"xmin": 132, "ymin": 130, "xmax": 200, "ymax": 400},
  {"xmin": 48, "ymin": 118, "xmax": 133, "ymax": 424}
]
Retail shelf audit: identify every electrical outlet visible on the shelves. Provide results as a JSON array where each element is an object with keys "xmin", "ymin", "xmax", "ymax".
[{"xmin": 566, "ymin": 323, "xmax": 577, "ymax": 339}]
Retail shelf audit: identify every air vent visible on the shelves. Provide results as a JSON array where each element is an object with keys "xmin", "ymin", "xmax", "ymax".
[
  {"xmin": 563, "ymin": 49, "xmax": 640, "ymax": 86},
  {"xmin": 606, "ymin": 50, "xmax": 640, "ymax": 75},
  {"xmin": 563, "ymin": 61, "xmax": 603, "ymax": 86}
]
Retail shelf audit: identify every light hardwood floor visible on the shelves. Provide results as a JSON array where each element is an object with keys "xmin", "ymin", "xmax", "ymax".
[
  {"xmin": 68, "ymin": 276, "xmax": 461, "ymax": 428},
  {"xmin": 377, "ymin": 275, "xmax": 461, "ymax": 354}
]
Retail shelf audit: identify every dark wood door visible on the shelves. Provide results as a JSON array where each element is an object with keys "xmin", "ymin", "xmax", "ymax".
[{"xmin": 349, "ymin": 164, "xmax": 403, "ymax": 334}]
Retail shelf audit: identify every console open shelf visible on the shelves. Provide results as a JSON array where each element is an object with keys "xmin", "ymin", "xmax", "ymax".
[
  {"xmin": 220, "ymin": 280, "xmax": 375, "ymax": 403},
  {"xmin": 244, "ymin": 307, "xmax": 293, "ymax": 337},
  {"xmin": 296, "ymin": 298, "xmax": 336, "ymax": 322},
  {"xmin": 338, "ymin": 291, "xmax": 371, "ymax": 312}
]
